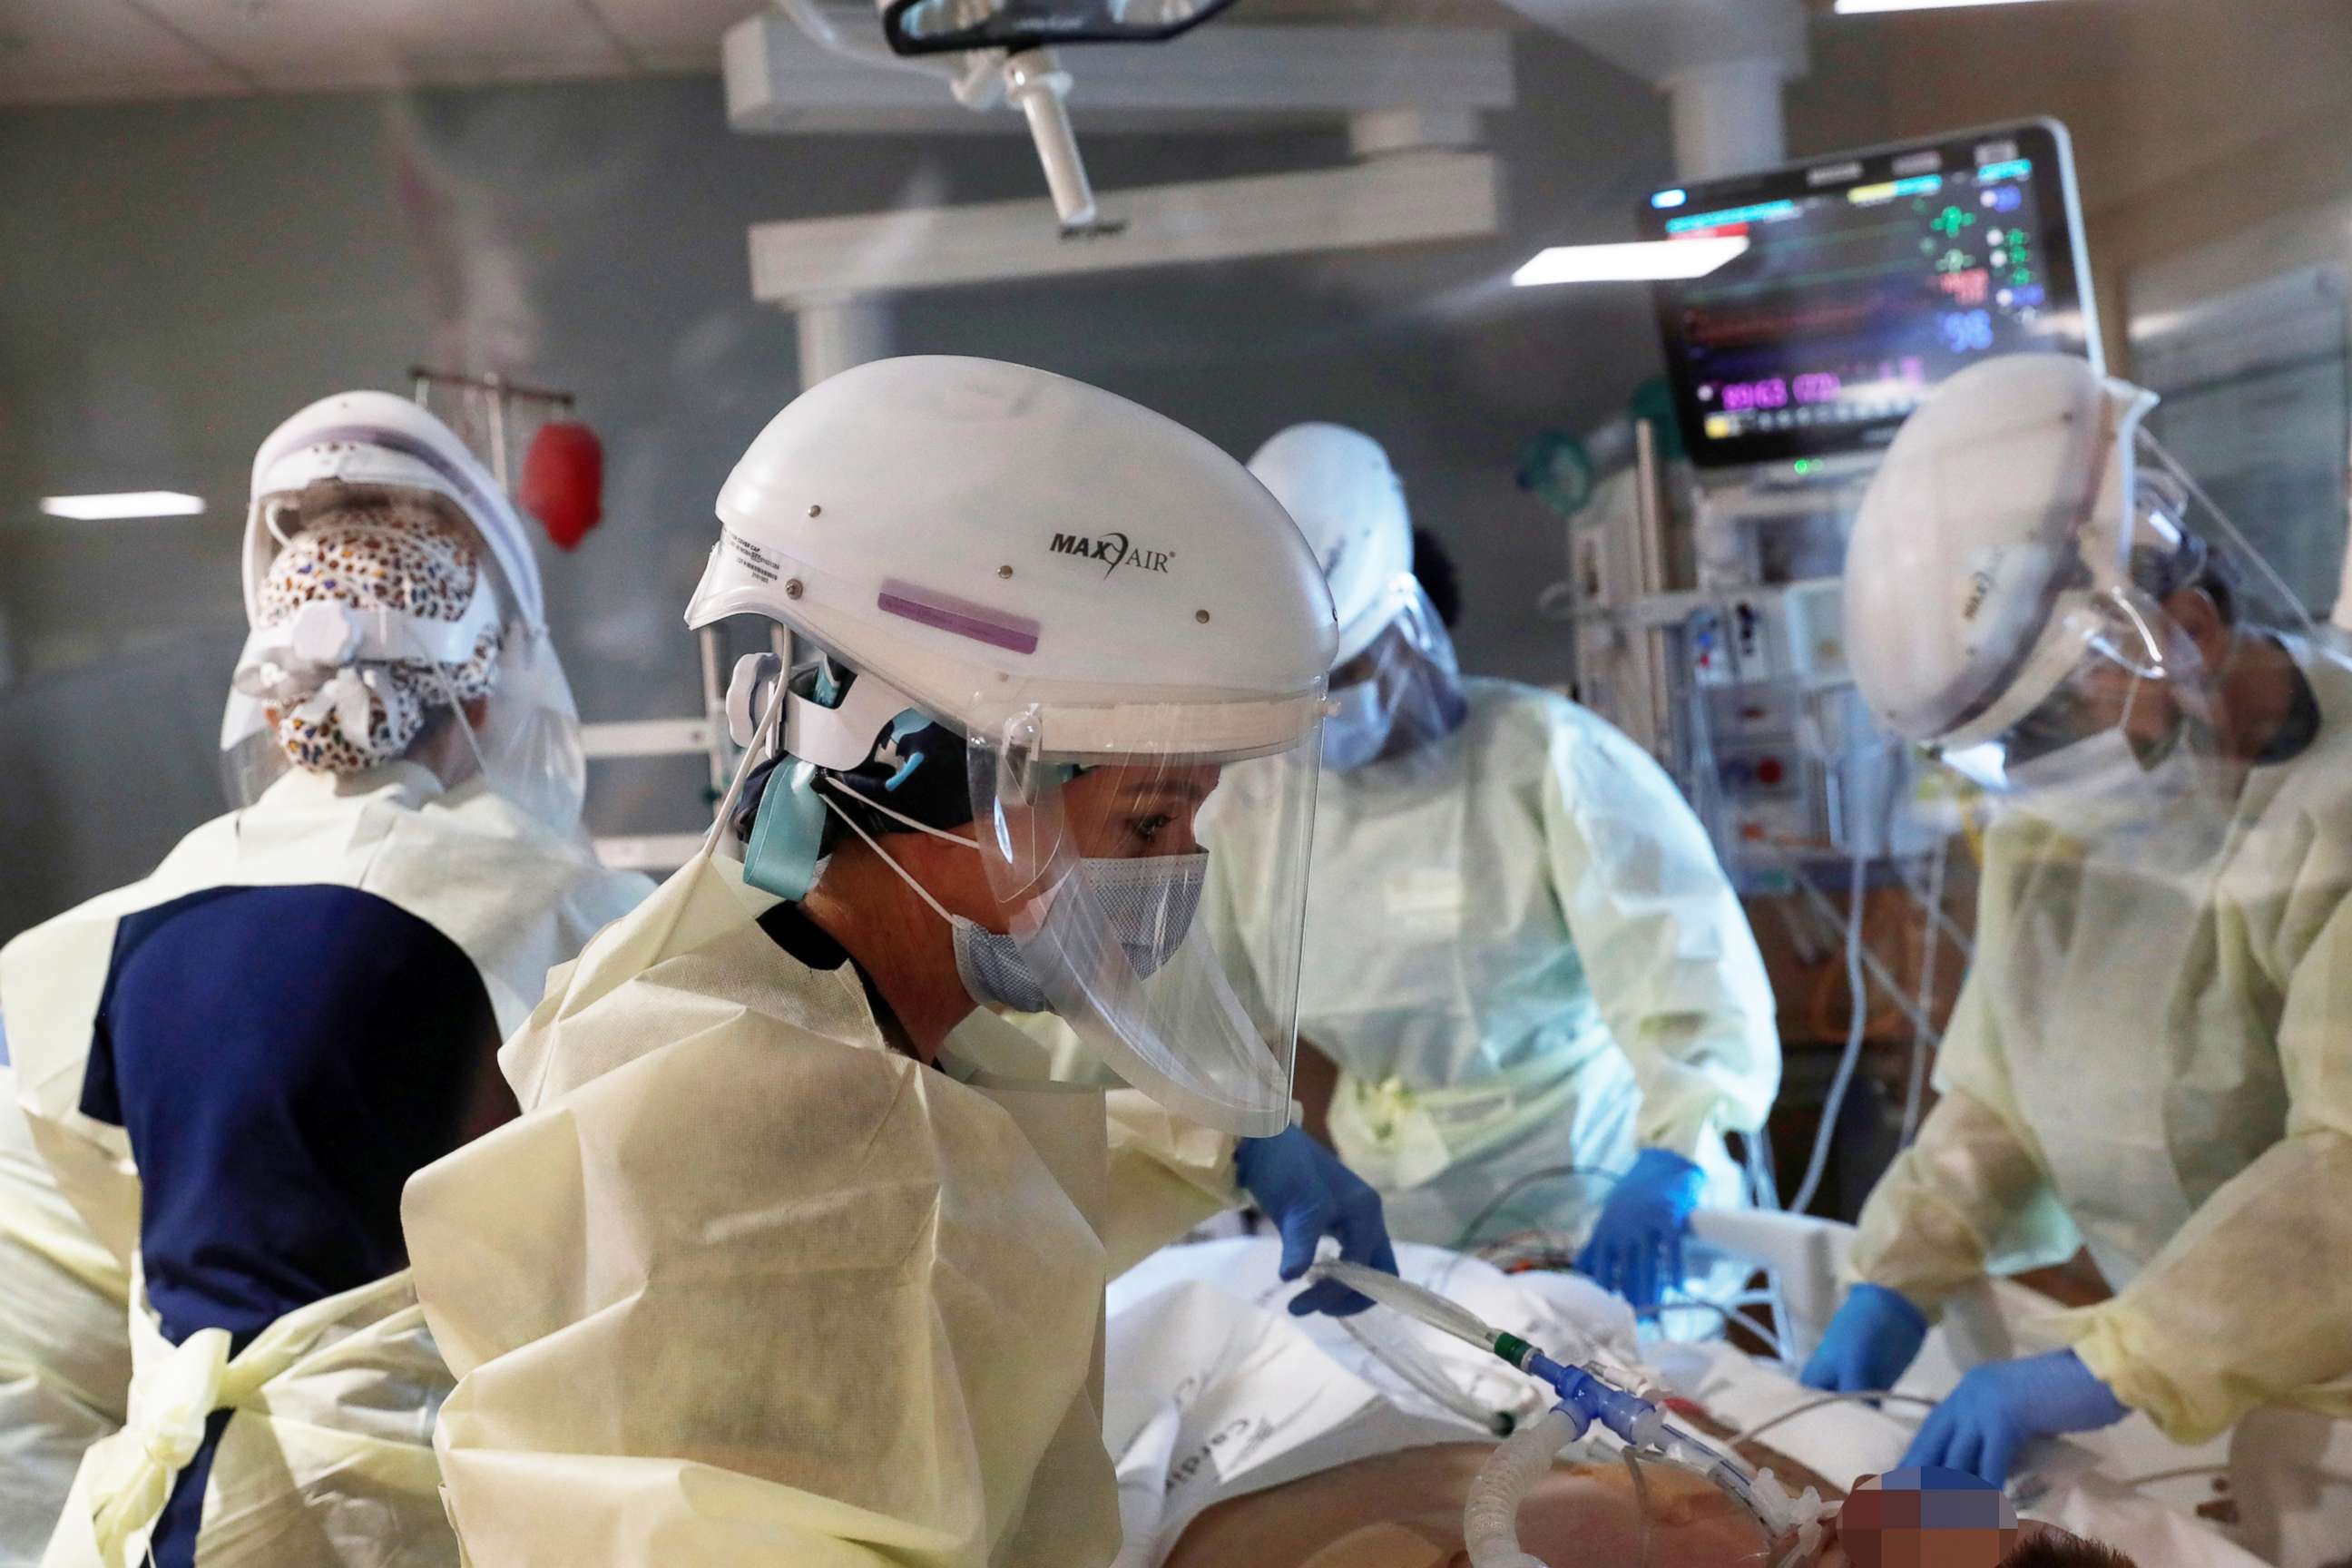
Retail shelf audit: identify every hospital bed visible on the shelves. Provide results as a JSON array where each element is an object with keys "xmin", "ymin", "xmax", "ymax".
[
  {"xmin": 1681, "ymin": 1208, "xmax": 2351, "ymax": 1568},
  {"xmin": 1104, "ymin": 1220, "xmax": 2311, "ymax": 1568}
]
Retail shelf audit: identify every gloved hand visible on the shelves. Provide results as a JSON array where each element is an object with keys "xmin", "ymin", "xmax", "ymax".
[
  {"xmin": 1799, "ymin": 1283, "xmax": 1930, "ymax": 1394},
  {"xmin": 1902, "ymin": 1349, "xmax": 2130, "ymax": 1488},
  {"xmin": 1235, "ymin": 1126, "xmax": 1399, "ymax": 1317},
  {"xmin": 1574, "ymin": 1147, "xmax": 1706, "ymax": 1308}
]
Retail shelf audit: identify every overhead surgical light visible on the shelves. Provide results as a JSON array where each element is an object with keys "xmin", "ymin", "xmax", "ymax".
[
  {"xmin": 781, "ymin": 0, "xmax": 1234, "ymax": 233},
  {"xmin": 38, "ymin": 491, "xmax": 206, "ymax": 521},
  {"xmin": 794, "ymin": 0, "xmax": 1239, "ymax": 233},
  {"xmin": 882, "ymin": 0, "xmax": 1238, "ymax": 54},
  {"xmin": 1511, "ymin": 237, "xmax": 1749, "ymax": 286},
  {"xmin": 1833, "ymin": 0, "xmax": 2056, "ymax": 13}
]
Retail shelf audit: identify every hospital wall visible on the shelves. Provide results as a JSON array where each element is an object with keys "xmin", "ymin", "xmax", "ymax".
[
  {"xmin": 0, "ymin": 39, "xmax": 1672, "ymax": 939},
  {"xmin": 14, "ymin": 5, "xmax": 2349, "ymax": 948}
]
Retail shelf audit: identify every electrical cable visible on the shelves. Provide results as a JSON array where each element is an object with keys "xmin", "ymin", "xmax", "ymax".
[
  {"xmin": 1901, "ymin": 835, "xmax": 1950, "ymax": 1146},
  {"xmin": 1788, "ymin": 843, "xmax": 1869, "ymax": 1218},
  {"xmin": 1727, "ymin": 1390, "xmax": 1939, "ymax": 1449},
  {"xmin": 1450, "ymin": 1165, "xmax": 1623, "ymax": 1253}
]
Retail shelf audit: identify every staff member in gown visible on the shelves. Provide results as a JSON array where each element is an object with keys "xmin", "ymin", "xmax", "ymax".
[
  {"xmin": 1803, "ymin": 355, "xmax": 2352, "ymax": 1561},
  {"xmin": 1, "ymin": 392, "xmax": 648, "ymax": 1568},
  {"xmin": 1203, "ymin": 423, "xmax": 1780, "ymax": 1311},
  {"xmin": 398, "ymin": 357, "xmax": 1396, "ymax": 1568},
  {"xmin": 0, "ymin": 1015, "xmax": 131, "ymax": 1564}
]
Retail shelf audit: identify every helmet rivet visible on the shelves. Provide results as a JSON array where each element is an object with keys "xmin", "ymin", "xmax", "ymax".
[
  {"xmin": 1195, "ymin": 609, "xmax": 1211, "ymax": 623},
  {"xmin": 785, "ymin": 579, "xmax": 804, "ymax": 600},
  {"xmin": 998, "ymin": 564, "xmax": 1014, "ymax": 579},
  {"xmin": 807, "ymin": 504, "xmax": 822, "ymax": 518}
]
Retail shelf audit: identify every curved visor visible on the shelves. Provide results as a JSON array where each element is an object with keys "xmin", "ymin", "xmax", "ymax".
[
  {"xmin": 1932, "ymin": 585, "xmax": 2191, "ymax": 796},
  {"xmin": 965, "ymin": 700, "xmax": 1320, "ymax": 1138},
  {"xmin": 1324, "ymin": 578, "xmax": 1466, "ymax": 772},
  {"xmin": 221, "ymin": 509, "xmax": 587, "ymax": 838}
]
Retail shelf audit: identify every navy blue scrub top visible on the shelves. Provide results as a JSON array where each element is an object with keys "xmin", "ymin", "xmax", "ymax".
[
  {"xmin": 84, "ymin": 883, "xmax": 499, "ymax": 1348},
  {"xmin": 79, "ymin": 883, "xmax": 497, "ymax": 1568}
]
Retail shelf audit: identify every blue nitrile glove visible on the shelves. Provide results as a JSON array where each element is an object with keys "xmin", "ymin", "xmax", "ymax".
[
  {"xmin": 1234, "ymin": 1126, "xmax": 1399, "ymax": 1317},
  {"xmin": 1903, "ymin": 1349, "xmax": 2130, "ymax": 1488},
  {"xmin": 1574, "ymin": 1147, "xmax": 1707, "ymax": 1308},
  {"xmin": 1800, "ymin": 1283, "xmax": 1931, "ymax": 1394}
]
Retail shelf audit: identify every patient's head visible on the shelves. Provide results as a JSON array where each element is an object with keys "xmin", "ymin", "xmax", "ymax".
[
  {"xmin": 1996, "ymin": 1530, "xmax": 2138, "ymax": 1568},
  {"xmin": 1828, "ymin": 1471, "xmax": 2138, "ymax": 1568},
  {"xmin": 1837, "ymin": 1468, "xmax": 2016, "ymax": 1566}
]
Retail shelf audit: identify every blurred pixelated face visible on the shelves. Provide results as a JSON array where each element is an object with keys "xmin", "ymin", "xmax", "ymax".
[{"xmin": 1838, "ymin": 1469, "xmax": 2018, "ymax": 1568}]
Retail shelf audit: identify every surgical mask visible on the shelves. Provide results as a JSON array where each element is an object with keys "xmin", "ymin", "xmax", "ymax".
[
  {"xmin": 1321, "ymin": 629, "xmax": 1469, "ymax": 774},
  {"xmin": 819, "ymin": 778, "xmax": 1210, "ymax": 1014},
  {"xmin": 951, "ymin": 857, "xmax": 1208, "ymax": 1013},
  {"xmin": 1321, "ymin": 679, "xmax": 1396, "ymax": 772}
]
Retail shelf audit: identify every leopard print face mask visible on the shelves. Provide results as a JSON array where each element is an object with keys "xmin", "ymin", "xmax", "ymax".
[{"xmin": 255, "ymin": 503, "xmax": 502, "ymax": 776}]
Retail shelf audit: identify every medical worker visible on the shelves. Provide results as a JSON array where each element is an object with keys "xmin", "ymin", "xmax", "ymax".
[
  {"xmin": 0, "ymin": 392, "xmax": 649, "ymax": 1568},
  {"xmin": 1, "ymin": 1021, "xmax": 130, "ymax": 1565},
  {"xmin": 398, "ymin": 357, "xmax": 1395, "ymax": 1568},
  {"xmin": 1802, "ymin": 354, "xmax": 2352, "ymax": 1534},
  {"xmin": 1204, "ymin": 424, "xmax": 1780, "ymax": 1310}
]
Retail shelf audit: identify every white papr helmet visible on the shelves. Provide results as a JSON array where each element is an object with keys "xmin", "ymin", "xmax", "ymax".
[
  {"xmin": 240, "ymin": 391, "xmax": 547, "ymax": 632},
  {"xmin": 222, "ymin": 392, "xmax": 588, "ymax": 837},
  {"xmin": 1247, "ymin": 423, "xmax": 1414, "ymax": 667},
  {"xmin": 1845, "ymin": 354, "xmax": 2160, "ymax": 755},
  {"xmin": 689, "ymin": 356, "xmax": 1336, "ymax": 1137},
  {"xmin": 693, "ymin": 358, "xmax": 1338, "ymax": 758}
]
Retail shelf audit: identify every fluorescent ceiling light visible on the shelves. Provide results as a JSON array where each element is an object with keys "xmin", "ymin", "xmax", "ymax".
[
  {"xmin": 1834, "ymin": 0, "xmax": 2054, "ymax": 13},
  {"xmin": 38, "ymin": 491, "xmax": 206, "ymax": 521},
  {"xmin": 1512, "ymin": 237, "xmax": 1748, "ymax": 287}
]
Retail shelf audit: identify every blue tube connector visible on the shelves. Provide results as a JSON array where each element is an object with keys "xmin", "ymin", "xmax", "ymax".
[{"xmin": 1523, "ymin": 1351, "xmax": 1661, "ymax": 1447}]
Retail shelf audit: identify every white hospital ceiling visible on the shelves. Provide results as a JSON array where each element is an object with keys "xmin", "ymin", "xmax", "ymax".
[{"xmin": 0, "ymin": 0, "xmax": 770, "ymax": 104}]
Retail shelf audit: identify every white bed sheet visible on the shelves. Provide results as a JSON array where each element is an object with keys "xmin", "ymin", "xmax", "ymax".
[{"xmin": 1107, "ymin": 1239, "xmax": 2267, "ymax": 1568}]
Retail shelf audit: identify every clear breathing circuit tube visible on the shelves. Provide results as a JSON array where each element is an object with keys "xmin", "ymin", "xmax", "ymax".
[{"xmin": 1306, "ymin": 1261, "xmax": 1837, "ymax": 1568}]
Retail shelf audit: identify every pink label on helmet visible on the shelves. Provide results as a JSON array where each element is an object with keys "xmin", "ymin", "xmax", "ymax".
[{"xmin": 877, "ymin": 579, "xmax": 1040, "ymax": 655}]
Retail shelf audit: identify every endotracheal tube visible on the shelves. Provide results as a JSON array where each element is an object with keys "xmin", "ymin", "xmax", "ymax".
[{"xmin": 1307, "ymin": 1261, "xmax": 1836, "ymax": 1566}]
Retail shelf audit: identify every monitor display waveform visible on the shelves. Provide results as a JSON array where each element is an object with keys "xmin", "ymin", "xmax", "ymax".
[{"xmin": 1640, "ymin": 122, "xmax": 2094, "ymax": 468}]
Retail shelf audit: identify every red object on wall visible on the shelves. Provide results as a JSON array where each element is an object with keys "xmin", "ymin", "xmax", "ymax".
[{"xmin": 520, "ymin": 421, "xmax": 603, "ymax": 550}]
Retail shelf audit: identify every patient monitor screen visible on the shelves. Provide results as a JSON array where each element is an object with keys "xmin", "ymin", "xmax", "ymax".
[{"xmin": 1644, "ymin": 120, "xmax": 2096, "ymax": 470}]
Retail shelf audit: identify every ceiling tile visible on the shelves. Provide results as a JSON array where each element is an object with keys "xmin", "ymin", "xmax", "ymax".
[
  {"xmin": 0, "ymin": 0, "xmax": 250, "ymax": 104},
  {"xmin": 135, "ymin": 0, "xmax": 630, "ymax": 91},
  {"xmin": 588, "ymin": 0, "xmax": 765, "ymax": 71}
]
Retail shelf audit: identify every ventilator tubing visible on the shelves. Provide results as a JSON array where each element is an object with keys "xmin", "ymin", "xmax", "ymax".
[
  {"xmin": 1465, "ymin": 1406, "xmax": 1584, "ymax": 1568},
  {"xmin": 1307, "ymin": 1258, "xmax": 1499, "ymax": 1350},
  {"xmin": 1308, "ymin": 1259, "xmax": 1833, "ymax": 1565}
]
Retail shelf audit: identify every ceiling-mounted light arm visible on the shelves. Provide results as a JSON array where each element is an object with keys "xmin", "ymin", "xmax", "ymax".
[
  {"xmin": 868, "ymin": 0, "xmax": 1236, "ymax": 234},
  {"xmin": 1001, "ymin": 50, "xmax": 1101, "ymax": 230}
]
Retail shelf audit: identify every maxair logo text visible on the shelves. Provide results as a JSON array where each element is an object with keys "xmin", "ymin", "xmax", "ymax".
[{"xmin": 1050, "ymin": 531, "xmax": 1172, "ymax": 579}]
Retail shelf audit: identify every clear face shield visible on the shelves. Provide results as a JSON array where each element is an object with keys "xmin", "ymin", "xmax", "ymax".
[
  {"xmin": 1322, "ymin": 577, "xmax": 1469, "ymax": 772},
  {"xmin": 962, "ymin": 697, "xmax": 1321, "ymax": 1138},
  {"xmin": 1926, "ymin": 426, "xmax": 2325, "ymax": 818},
  {"xmin": 713, "ymin": 637, "xmax": 1326, "ymax": 1139},
  {"xmin": 220, "ymin": 483, "xmax": 588, "ymax": 838},
  {"xmin": 1931, "ymin": 584, "xmax": 2198, "ymax": 798}
]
